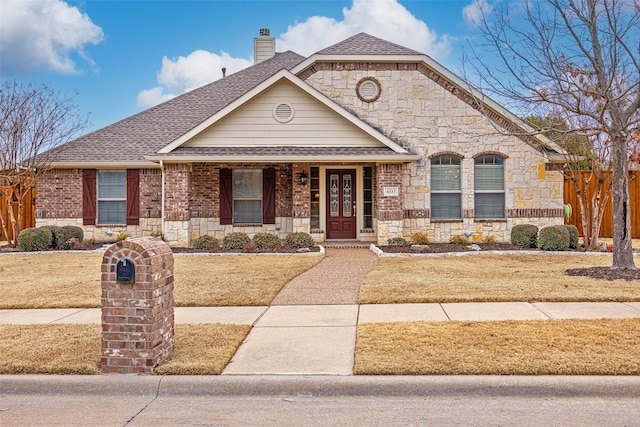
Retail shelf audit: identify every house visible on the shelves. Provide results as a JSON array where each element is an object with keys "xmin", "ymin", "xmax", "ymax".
[{"xmin": 35, "ymin": 31, "xmax": 566, "ymax": 247}]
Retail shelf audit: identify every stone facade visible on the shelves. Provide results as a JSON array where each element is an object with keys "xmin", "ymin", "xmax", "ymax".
[{"xmin": 302, "ymin": 64, "xmax": 564, "ymax": 243}]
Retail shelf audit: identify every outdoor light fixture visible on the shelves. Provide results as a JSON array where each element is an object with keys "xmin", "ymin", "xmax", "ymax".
[{"xmin": 298, "ymin": 171, "xmax": 308, "ymax": 186}]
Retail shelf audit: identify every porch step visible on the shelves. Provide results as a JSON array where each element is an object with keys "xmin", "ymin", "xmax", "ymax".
[{"xmin": 322, "ymin": 241, "xmax": 372, "ymax": 249}]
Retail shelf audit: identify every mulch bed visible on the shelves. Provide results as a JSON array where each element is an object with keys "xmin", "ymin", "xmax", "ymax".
[
  {"xmin": 566, "ymin": 266, "xmax": 640, "ymax": 281},
  {"xmin": 379, "ymin": 242, "xmax": 528, "ymax": 253}
]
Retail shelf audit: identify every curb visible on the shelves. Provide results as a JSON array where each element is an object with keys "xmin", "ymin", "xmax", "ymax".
[{"xmin": 3, "ymin": 375, "xmax": 640, "ymax": 398}]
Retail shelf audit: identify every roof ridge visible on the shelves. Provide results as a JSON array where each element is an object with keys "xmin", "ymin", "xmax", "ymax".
[{"xmin": 315, "ymin": 32, "xmax": 423, "ymax": 56}]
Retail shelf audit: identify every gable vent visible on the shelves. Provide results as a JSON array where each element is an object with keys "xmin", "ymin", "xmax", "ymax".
[
  {"xmin": 356, "ymin": 77, "xmax": 382, "ymax": 102},
  {"xmin": 273, "ymin": 103, "xmax": 294, "ymax": 123}
]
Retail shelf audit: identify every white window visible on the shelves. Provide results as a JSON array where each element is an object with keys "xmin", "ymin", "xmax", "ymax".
[
  {"xmin": 97, "ymin": 170, "xmax": 126, "ymax": 224},
  {"xmin": 233, "ymin": 169, "xmax": 262, "ymax": 223},
  {"xmin": 474, "ymin": 154, "xmax": 505, "ymax": 218},
  {"xmin": 431, "ymin": 155, "xmax": 462, "ymax": 219}
]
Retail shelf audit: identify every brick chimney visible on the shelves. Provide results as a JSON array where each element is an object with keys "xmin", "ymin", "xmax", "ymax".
[{"xmin": 254, "ymin": 28, "xmax": 275, "ymax": 64}]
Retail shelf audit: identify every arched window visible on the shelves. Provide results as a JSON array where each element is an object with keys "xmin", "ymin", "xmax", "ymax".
[
  {"xmin": 431, "ymin": 155, "xmax": 462, "ymax": 219},
  {"xmin": 474, "ymin": 154, "xmax": 505, "ymax": 218}
]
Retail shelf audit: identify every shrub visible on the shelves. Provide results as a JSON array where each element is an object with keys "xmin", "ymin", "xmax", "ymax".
[
  {"xmin": 252, "ymin": 232, "xmax": 282, "ymax": 251},
  {"xmin": 564, "ymin": 225, "xmax": 579, "ymax": 249},
  {"xmin": 116, "ymin": 232, "xmax": 131, "ymax": 242},
  {"xmin": 284, "ymin": 232, "xmax": 315, "ymax": 249},
  {"xmin": 538, "ymin": 225, "xmax": 570, "ymax": 251},
  {"xmin": 192, "ymin": 235, "xmax": 220, "ymax": 252},
  {"xmin": 449, "ymin": 235, "xmax": 469, "ymax": 245},
  {"xmin": 223, "ymin": 232, "xmax": 250, "ymax": 250},
  {"xmin": 40, "ymin": 225, "xmax": 60, "ymax": 248},
  {"xmin": 411, "ymin": 232, "xmax": 430, "ymax": 245},
  {"xmin": 18, "ymin": 227, "xmax": 53, "ymax": 252},
  {"xmin": 55, "ymin": 226, "xmax": 84, "ymax": 250},
  {"xmin": 511, "ymin": 224, "xmax": 539, "ymax": 248},
  {"xmin": 387, "ymin": 237, "xmax": 409, "ymax": 246},
  {"xmin": 482, "ymin": 235, "xmax": 499, "ymax": 244}
]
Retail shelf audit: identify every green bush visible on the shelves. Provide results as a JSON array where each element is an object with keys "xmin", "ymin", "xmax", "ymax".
[
  {"xmin": 564, "ymin": 225, "xmax": 579, "ymax": 249},
  {"xmin": 411, "ymin": 233, "xmax": 430, "ymax": 245},
  {"xmin": 40, "ymin": 225, "xmax": 60, "ymax": 248},
  {"xmin": 511, "ymin": 224, "xmax": 539, "ymax": 248},
  {"xmin": 55, "ymin": 226, "xmax": 84, "ymax": 250},
  {"xmin": 252, "ymin": 232, "xmax": 282, "ymax": 251},
  {"xmin": 18, "ymin": 227, "xmax": 53, "ymax": 252},
  {"xmin": 192, "ymin": 235, "xmax": 220, "ymax": 252},
  {"xmin": 284, "ymin": 232, "xmax": 315, "ymax": 249},
  {"xmin": 387, "ymin": 237, "xmax": 409, "ymax": 246},
  {"xmin": 538, "ymin": 225, "xmax": 570, "ymax": 251},
  {"xmin": 223, "ymin": 232, "xmax": 251, "ymax": 250}
]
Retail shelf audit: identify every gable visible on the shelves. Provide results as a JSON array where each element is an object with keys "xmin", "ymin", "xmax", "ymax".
[{"xmin": 182, "ymin": 80, "xmax": 387, "ymax": 149}]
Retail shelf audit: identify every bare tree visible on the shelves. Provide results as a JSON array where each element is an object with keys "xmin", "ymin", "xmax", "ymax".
[
  {"xmin": 0, "ymin": 79, "xmax": 87, "ymax": 246},
  {"xmin": 465, "ymin": 0, "xmax": 639, "ymax": 269}
]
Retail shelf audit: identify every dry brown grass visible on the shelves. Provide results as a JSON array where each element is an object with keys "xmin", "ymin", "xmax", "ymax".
[
  {"xmin": 0, "ymin": 253, "xmax": 321, "ymax": 309},
  {"xmin": 354, "ymin": 318, "xmax": 640, "ymax": 375},
  {"xmin": 360, "ymin": 254, "xmax": 640, "ymax": 304},
  {"xmin": 155, "ymin": 324, "xmax": 250, "ymax": 375},
  {"xmin": 0, "ymin": 253, "xmax": 103, "ymax": 309},
  {"xmin": 0, "ymin": 324, "xmax": 101, "ymax": 374},
  {"xmin": 0, "ymin": 323, "xmax": 249, "ymax": 375},
  {"xmin": 174, "ymin": 255, "xmax": 322, "ymax": 306}
]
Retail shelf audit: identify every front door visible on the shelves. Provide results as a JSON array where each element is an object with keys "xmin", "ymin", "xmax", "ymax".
[{"xmin": 326, "ymin": 169, "xmax": 356, "ymax": 239}]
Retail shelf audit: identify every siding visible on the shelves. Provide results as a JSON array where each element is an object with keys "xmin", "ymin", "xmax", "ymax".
[
  {"xmin": 183, "ymin": 81, "xmax": 384, "ymax": 148},
  {"xmin": 564, "ymin": 171, "xmax": 639, "ymax": 238}
]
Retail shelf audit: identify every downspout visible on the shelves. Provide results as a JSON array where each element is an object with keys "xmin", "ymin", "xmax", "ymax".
[{"xmin": 160, "ymin": 160, "xmax": 165, "ymax": 238}]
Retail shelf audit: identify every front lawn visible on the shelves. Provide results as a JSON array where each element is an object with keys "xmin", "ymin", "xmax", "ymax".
[
  {"xmin": 359, "ymin": 254, "xmax": 640, "ymax": 304},
  {"xmin": 0, "ymin": 252, "xmax": 322, "ymax": 308}
]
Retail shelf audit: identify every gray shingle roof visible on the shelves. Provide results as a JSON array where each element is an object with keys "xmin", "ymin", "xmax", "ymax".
[
  {"xmin": 315, "ymin": 32, "xmax": 422, "ymax": 56},
  {"xmin": 53, "ymin": 51, "xmax": 305, "ymax": 164}
]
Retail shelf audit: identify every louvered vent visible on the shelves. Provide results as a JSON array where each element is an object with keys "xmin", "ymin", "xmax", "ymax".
[
  {"xmin": 356, "ymin": 77, "xmax": 381, "ymax": 102},
  {"xmin": 273, "ymin": 103, "xmax": 294, "ymax": 123}
]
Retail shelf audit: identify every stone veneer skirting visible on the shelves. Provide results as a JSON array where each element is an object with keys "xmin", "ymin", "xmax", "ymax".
[{"xmin": 403, "ymin": 208, "xmax": 563, "ymax": 219}]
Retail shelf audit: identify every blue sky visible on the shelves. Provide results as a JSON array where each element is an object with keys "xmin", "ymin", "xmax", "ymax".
[{"xmin": 1, "ymin": 0, "xmax": 492, "ymax": 132}]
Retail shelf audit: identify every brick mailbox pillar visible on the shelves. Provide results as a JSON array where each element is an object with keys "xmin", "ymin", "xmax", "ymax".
[{"xmin": 101, "ymin": 237, "xmax": 174, "ymax": 374}]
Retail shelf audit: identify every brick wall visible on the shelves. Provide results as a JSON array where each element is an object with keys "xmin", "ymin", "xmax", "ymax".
[
  {"xmin": 164, "ymin": 163, "xmax": 190, "ymax": 221},
  {"xmin": 375, "ymin": 163, "xmax": 403, "ymax": 220},
  {"xmin": 140, "ymin": 169, "xmax": 162, "ymax": 219},
  {"xmin": 292, "ymin": 163, "xmax": 310, "ymax": 218},
  {"xmin": 35, "ymin": 169, "xmax": 82, "ymax": 218}
]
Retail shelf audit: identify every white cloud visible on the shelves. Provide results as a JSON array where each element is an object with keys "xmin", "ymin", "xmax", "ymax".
[
  {"xmin": 137, "ymin": 0, "xmax": 451, "ymax": 108},
  {"xmin": 277, "ymin": 0, "xmax": 451, "ymax": 58},
  {"xmin": 463, "ymin": 0, "xmax": 494, "ymax": 26},
  {"xmin": 136, "ymin": 50, "xmax": 252, "ymax": 108},
  {"xmin": 0, "ymin": 0, "xmax": 103, "ymax": 74}
]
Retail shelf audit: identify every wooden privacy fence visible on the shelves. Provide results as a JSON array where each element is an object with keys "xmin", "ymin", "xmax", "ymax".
[
  {"xmin": 0, "ymin": 184, "xmax": 36, "ymax": 242},
  {"xmin": 564, "ymin": 171, "xmax": 640, "ymax": 239}
]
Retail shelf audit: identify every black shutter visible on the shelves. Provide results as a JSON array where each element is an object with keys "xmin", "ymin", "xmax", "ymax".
[
  {"xmin": 262, "ymin": 168, "xmax": 276, "ymax": 224},
  {"xmin": 220, "ymin": 168, "xmax": 233, "ymax": 225}
]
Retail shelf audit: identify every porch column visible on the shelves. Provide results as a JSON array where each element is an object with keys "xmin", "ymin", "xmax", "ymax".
[
  {"xmin": 292, "ymin": 163, "xmax": 310, "ymax": 233},
  {"xmin": 375, "ymin": 163, "xmax": 404, "ymax": 245},
  {"xmin": 163, "ymin": 163, "xmax": 190, "ymax": 246}
]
